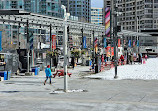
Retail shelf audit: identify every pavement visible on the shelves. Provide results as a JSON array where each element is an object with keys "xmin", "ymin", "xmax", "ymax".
[{"xmin": 0, "ymin": 66, "xmax": 158, "ymax": 111}]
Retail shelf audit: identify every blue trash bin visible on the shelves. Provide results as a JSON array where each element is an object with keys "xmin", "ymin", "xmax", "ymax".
[
  {"xmin": 0, "ymin": 71, "xmax": 7, "ymax": 80},
  {"xmin": 32, "ymin": 68, "xmax": 38, "ymax": 75},
  {"xmin": 89, "ymin": 60, "xmax": 92, "ymax": 66}
]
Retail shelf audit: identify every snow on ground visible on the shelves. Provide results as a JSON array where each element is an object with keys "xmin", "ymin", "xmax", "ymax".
[{"xmin": 86, "ymin": 58, "xmax": 158, "ymax": 80}]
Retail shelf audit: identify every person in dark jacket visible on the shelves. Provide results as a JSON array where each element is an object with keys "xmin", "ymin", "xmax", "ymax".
[{"xmin": 71, "ymin": 57, "xmax": 75, "ymax": 69}]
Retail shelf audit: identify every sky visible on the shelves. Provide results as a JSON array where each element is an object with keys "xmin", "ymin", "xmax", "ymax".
[{"xmin": 91, "ymin": 0, "xmax": 103, "ymax": 8}]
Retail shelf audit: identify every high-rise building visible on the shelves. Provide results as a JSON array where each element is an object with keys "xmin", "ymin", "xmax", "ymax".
[
  {"xmin": 91, "ymin": 7, "xmax": 103, "ymax": 25},
  {"xmin": 104, "ymin": 0, "xmax": 158, "ymax": 31},
  {"xmin": 0, "ymin": 0, "xmax": 62, "ymax": 18},
  {"xmin": 61, "ymin": 0, "xmax": 91, "ymax": 23},
  {"xmin": 0, "ymin": 0, "xmax": 24, "ymax": 10},
  {"xmin": 103, "ymin": 0, "xmax": 158, "ymax": 47}
]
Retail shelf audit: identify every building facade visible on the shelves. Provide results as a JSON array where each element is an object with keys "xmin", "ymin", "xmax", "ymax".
[
  {"xmin": 0, "ymin": 0, "xmax": 62, "ymax": 18},
  {"xmin": 91, "ymin": 7, "xmax": 103, "ymax": 25},
  {"xmin": 61, "ymin": 0, "xmax": 91, "ymax": 23},
  {"xmin": 104, "ymin": 0, "xmax": 158, "ymax": 31},
  {"xmin": 103, "ymin": 0, "xmax": 158, "ymax": 47}
]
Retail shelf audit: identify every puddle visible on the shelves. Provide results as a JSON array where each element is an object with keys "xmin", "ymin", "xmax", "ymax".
[{"xmin": 0, "ymin": 91, "xmax": 20, "ymax": 93}]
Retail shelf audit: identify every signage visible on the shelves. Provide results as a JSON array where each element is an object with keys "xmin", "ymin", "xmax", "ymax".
[
  {"xmin": 83, "ymin": 36, "xmax": 86, "ymax": 48},
  {"xmin": 118, "ymin": 39, "xmax": 121, "ymax": 47},
  {"xmin": 52, "ymin": 35, "xmax": 56, "ymax": 50},
  {"xmin": 104, "ymin": 37, "xmax": 107, "ymax": 48}
]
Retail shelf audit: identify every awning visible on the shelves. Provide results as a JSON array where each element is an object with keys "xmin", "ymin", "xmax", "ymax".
[{"xmin": 118, "ymin": 30, "xmax": 151, "ymax": 37}]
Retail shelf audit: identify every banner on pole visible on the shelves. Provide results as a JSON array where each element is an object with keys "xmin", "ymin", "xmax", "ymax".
[
  {"xmin": 52, "ymin": 35, "xmax": 56, "ymax": 50},
  {"xmin": 83, "ymin": 36, "xmax": 86, "ymax": 48},
  {"xmin": 133, "ymin": 40, "xmax": 135, "ymax": 47},
  {"xmin": 111, "ymin": 47, "xmax": 114, "ymax": 56},
  {"xmin": 105, "ymin": 7, "xmax": 110, "ymax": 37},
  {"xmin": 104, "ymin": 37, "xmax": 107, "ymax": 48},
  {"xmin": 0, "ymin": 31, "xmax": 2, "ymax": 51},
  {"xmin": 95, "ymin": 38, "xmax": 98, "ymax": 53},
  {"xmin": 137, "ymin": 40, "xmax": 139, "ymax": 47},
  {"xmin": 118, "ymin": 39, "xmax": 121, "ymax": 47},
  {"xmin": 29, "ymin": 32, "xmax": 34, "ymax": 50},
  {"xmin": 128, "ymin": 40, "xmax": 131, "ymax": 47}
]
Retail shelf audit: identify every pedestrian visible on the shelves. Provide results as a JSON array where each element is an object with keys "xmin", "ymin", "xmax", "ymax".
[
  {"xmin": 71, "ymin": 57, "xmax": 75, "ymax": 69},
  {"xmin": 120, "ymin": 55, "xmax": 124, "ymax": 65},
  {"xmin": 44, "ymin": 65, "xmax": 52, "ymax": 85},
  {"xmin": 130, "ymin": 54, "xmax": 134, "ymax": 65},
  {"xmin": 139, "ymin": 53, "xmax": 142, "ymax": 64},
  {"xmin": 145, "ymin": 54, "xmax": 148, "ymax": 60},
  {"xmin": 101, "ymin": 54, "xmax": 104, "ymax": 64}
]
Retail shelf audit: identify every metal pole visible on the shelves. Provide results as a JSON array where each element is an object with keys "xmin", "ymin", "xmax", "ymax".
[
  {"xmin": 110, "ymin": 0, "xmax": 114, "ymax": 60},
  {"xmin": 50, "ymin": 24, "xmax": 52, "ymax": 67},
  {"xmin": 81, "ymin": 28, "xmax": 83, "ymax": 49},
  {"xmin": 61, "ymin": 5, "xmax": 69, "ymax": 92},
  {"xmin": 18, "ymin": 22, "xmax": 20, "ymax": 49},
  {"xmin": 92, "ymin": 30, "xmax": 95, "ymax": 71},
  {"xmin": 114, "ymin": 2, "xmax": 118, "ymax": 79},
  {"xmin": 81, "ymin": 28, "xmax": 84, "ymax": 65},
  {"xmin": 63, "ymin": 19, "xmax": 68, "ymax": 92},
  {"xmin": 40, "ymin": 25, "xmax": 42, "ymax": 50},
  {"xmin": 26, "ymin": 20, "xmax": 30, "ymax": 72}
]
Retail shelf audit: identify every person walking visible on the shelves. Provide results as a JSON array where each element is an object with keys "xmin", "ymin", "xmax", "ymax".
[
  {"xmin": 120, "ymin": 55, "xmax": 124, "ymax": 65},
  {"xmin": 71, "ymin": 57, "xmax": 75, "ymax": 69},
  {"xmin": 138, "ymin": 54, "xmax": 142, "ymax": 64},
  {"xmin": 101, "ymin": 54, "xmax": 104, "ymax": 64},
  {"xmin": 145, "ymin": 54, "xmax": 148, "ymax": 60},
  {"xmin": 130, "ymin": 54, "xmax": 134, "ymax": 65},
  {"xmin": 44, "ymin": 65, "xmax": 52, "ymax": 85}
]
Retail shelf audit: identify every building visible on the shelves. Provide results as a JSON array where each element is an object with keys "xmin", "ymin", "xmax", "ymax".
[
  {"xmin": 61, "ymin": 0, "xmax": 91, "ymax": 23},
  {"xmin": 0, "ymin": 0, "xmax": 62, "ymax": 18},
  {"xmin": 103, "ymin": 0, "xmax": 158, "ymax": 47},
  {"xmin": 91, "ymin": 7, "xmax": 103, "ymax": 25},
  {"xmin": 0, "ymin": 0, "xmax": 24, "ymax": 9}
]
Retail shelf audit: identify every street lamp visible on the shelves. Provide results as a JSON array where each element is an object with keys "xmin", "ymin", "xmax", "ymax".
[{"xmin": 61, "ymin": 5, "xmax": 70, "ymax": 92}]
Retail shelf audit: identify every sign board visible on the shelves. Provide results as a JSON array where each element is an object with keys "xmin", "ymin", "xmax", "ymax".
[
  {"xmin": 83, "ymin": 36, "xmax": 86, "ymax": 48},
  {"xmin": 52, "ymin": 35, "xmax": 56, "ymax": 50},
  {"xmin": 104, "ymin": 37, "xmax": 107, "ymax": 48}
]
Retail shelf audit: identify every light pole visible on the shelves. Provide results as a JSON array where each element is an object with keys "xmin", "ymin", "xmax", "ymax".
[
  {"xmin": 50, "ymin": 24, "xmax": 52, "ymax": 67},
  {"xmin": 113, "ymin": 1, "xmax": 118, "ymax": 79},
  {"xmin": 61, "ymin": 5, "xmax": 70, "ymax": 92}
]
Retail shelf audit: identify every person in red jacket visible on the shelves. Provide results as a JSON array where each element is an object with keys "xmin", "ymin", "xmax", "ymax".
[{"xmin": 120, "ymin": 55, "xmax": 124, "ymax": 65}]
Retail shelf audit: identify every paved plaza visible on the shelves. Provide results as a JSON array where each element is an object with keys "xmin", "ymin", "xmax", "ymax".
[{"xmin": 0, "ymin": 65, "xmax": 158, "ymax": 111}]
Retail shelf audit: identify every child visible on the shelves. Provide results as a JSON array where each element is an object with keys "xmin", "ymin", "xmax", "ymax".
[{"xmin": 44, "ymin": 65, "xmax": 52, "ymax": 85}]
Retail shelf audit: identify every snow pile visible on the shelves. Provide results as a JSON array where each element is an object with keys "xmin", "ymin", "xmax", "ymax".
[{"xmin": 86, "ymin": 58, "xmax": 158, "ymax": 80}]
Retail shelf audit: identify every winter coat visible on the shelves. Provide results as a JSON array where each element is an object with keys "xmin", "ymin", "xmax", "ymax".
[
  {"xmin": 120, "ymin": 55, "xmax": 124, "ymax": 60},
  {"xmin": 45, "ymin": 68, "xmax": 52, "ymax": 77}
]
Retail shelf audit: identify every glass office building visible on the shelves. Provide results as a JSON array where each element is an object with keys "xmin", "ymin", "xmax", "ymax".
[{"xmin": 61, "ymin": 0, "xmax": 91, "ymax": 23}]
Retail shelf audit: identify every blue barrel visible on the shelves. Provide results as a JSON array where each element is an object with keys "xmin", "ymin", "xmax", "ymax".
[
  {"xmin": 32, "ymin": 68, "xmax": 38, "ymax": 75},
  {"xmin": 0, "ymin": 71, "xmax": 7, "ymax": 80}
]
